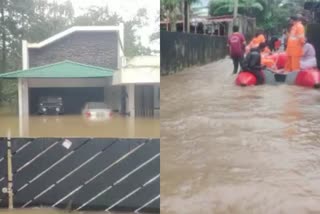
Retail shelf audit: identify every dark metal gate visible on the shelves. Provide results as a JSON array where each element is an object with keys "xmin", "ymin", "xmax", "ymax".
[
  {"xmin": 0, "ymin": 138, "xmax": 160, "ymax": 213},
  {"xmin": 0, "ymin": 138, "xmax": 8, "ymax": 208},
  {"xmin": 160, "ymin": 31, "xmax": 228, "ymax": 75},
  {"xmin": 135, "ymin": 85, "xmax": 155, "ymax": 117},
  {"xmin": 306, "ymin": 24, "xmax": 320, "ymax": 68}
]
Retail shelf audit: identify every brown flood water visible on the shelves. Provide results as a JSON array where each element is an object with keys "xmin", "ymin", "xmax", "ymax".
[
  {"xmin": 161, "ymin": 58, "xmax": 320, "ymax": 214},
  {"xmin": 0, "ymin": 110, "xmax": 159, "ymax": 138}
]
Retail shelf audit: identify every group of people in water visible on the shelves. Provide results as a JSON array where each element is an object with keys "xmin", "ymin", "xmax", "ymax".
[{"xmin": 227, "ymin": 14, "xmax": 318, "ymax": 84}]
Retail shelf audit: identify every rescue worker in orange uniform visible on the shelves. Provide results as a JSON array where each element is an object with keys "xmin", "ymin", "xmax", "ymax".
[
  {"xmin": 245, "ymin": 30, "xmax": 266, "ymax": 54},
  {"xmin": 285, "ymin": 15, "xmax": 305, "ymax": 72}
]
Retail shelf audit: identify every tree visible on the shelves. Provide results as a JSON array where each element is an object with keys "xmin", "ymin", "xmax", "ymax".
[
  {"xmin": 256, "ymin": 0, "xmax": 305, "ymax": 34},
  {"xmin": 208, "ymin": 0, "xmax": 305, "ymax": 35},
  {"xmin": 0, "ymin": 0, "xmax": 38, "ymax": 104},
  {"xmin": 0, "ymin": 0, "xmax": 37, "ymax": 73},
  {"xmin": 184, "ymin": 0, "xmax": 200, "ymax": 32},
  {"xmin": 150, "ymin": 10, "xmax": 160, "ymax": 41},
  {"xmin": 74, "ymin": 6, "xmax": 151, "ymax": 57},
  {"xmin": 209, "ymin": 0, "xmax": 264, "ymax": 17},
  {"xmin": 161, "ymin": 0, "xmax": 181, "ymax": 31},
  {"xmin": 25, "ymin": 0, "xmax": 74, "ymax": 42},
  {"xmin": 124, "ymin": 8, "xmax": 152, "ymax": 56}
]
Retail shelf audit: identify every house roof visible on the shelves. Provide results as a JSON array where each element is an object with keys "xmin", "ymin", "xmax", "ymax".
[
  {"xmin": 27, "ymin": 25, "xmax": 124, "ymax": 49},
  {"xmin": 0, "ymin": 61, "xmax": 114, "ymax": 79}
]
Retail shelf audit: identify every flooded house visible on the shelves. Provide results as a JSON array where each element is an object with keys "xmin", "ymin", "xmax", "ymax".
[{"xmin": 0, "ymin": 25, "xmax": 160, "ymax": 136}]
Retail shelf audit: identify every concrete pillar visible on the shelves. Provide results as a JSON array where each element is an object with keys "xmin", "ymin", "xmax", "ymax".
[
  {"xmin": 118, "ymin": 23, "xmax": 125, "ymax": 69},
  {"xmin": 19, "ymin": 40, "xmax": 30, "ymax": 137},
  {"xmin": 127, "ymin": 84, "xmax": 135, "ymax": 117},
  {"xmin": 22, "ymin": 40, "xmax": 29, "ymax": 69},
  {"xmin": 18, "ymin": 79, "xmax": 29, "ymax": 137},
  {"xmin": 18, "ymin": 79, "xmax": 23, "ymax": 119}
]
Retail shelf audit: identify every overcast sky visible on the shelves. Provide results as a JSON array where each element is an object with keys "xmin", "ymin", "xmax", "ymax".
[{"xmin": 55, "ymin": 0, "xmax": 159, "ymax": 50}]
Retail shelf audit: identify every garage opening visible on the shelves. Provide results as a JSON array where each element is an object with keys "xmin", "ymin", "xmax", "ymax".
[{"xmin": 29, "ymin": 87, "xmax": 104, "ymax": 115}]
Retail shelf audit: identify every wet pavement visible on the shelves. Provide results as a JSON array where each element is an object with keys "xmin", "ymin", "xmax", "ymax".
[
  {"xmin": 0, "ymin": 109, "xmax": 159, "ymax": 138},
  {"xmin": 161, "ymin": 58, "xmax": 320, "ymax": 214}
]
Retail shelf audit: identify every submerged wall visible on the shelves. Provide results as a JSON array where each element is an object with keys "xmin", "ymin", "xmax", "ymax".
[{"xmin": 160, "ymin": 31, "xmax": 228, "ymax": 75}]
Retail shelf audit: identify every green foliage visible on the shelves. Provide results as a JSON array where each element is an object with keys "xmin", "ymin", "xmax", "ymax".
[
  {"xmin": 73, "ymin": 6, "xmax": 151, "ymax": 57},
  {"xmin": 161, "ymin": 0, "xmax": 200, "ymax": 32},
  {"xmin": 0, "ymin": 79, "xmax": 17, "ymax": 107},
  {"xmin": 208, "ymin": 0, "xmax": 305, "ymax": 34},
  {"xmin": 209, "ymin": 0, "xmax": 265, "ymax": 17},
  {"xmin": 161, "ymin": 0, "xmax": 181, "ymax": 31},
  {"xmin": 26, "ymin": 0, "xmax": 75, "ymax": 42},
  {"xmin": 257, "ymin": 0, "xmax": 305, "ymax": 34}
]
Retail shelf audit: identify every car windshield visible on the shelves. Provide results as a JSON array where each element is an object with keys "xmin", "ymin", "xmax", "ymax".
[
  {"xmin": 87, "ymin": 102, "xmax": 108, "ymax": 109},
  {"xmin": 40, "ymin": 97, "xmax": 62, "ymax": 103}
]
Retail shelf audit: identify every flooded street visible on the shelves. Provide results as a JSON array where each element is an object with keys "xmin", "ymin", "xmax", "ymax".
[
  {"xmin": 0, "ymin": 110, "xmax": 159, "ymax": 138},
  {"xmin": 161, "ymin": 58, "xmax": 320, "ymax": 214}
]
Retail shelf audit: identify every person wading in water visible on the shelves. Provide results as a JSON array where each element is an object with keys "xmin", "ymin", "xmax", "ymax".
[
  {"xmin": 240, "ymin": 43, "xmax": 267, "ymax": 85},
  {"xmin": 227, "ymin": 25, "xmax": 246, "ymax": 74}
]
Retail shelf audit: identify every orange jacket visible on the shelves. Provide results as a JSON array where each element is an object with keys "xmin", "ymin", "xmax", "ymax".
[
  {"xmin": 249, "ymin": 34, "xmax": 266, "ymax": 49},
  {"xmin": 246, "ymin": 34, "xmax": 266, "ymax": 54},
  {"xmin": 286, "ymin": 21, "xmax": 305, "ymax": 56}
]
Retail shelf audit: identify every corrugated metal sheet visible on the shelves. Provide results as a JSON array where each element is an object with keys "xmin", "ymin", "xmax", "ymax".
[{"xmin": 0, "ymin": 138, "xmax": 160, "ymax": 212}]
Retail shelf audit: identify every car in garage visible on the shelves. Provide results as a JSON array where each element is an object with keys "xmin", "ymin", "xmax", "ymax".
[
  {"xmin": 38, "ymin": 96, "xmax": 64, "ymax": 115},
  {"xmin": 82, "ymin": 102, "xmax": 112, "ymax": 121}
]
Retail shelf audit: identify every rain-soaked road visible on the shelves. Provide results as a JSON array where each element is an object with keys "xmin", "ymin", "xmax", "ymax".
[{"xmin": 161, "ymin": 58, "xmax": 320, "ymax": 214}]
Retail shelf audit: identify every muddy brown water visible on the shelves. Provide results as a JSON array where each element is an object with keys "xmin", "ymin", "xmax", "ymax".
[
  {"xmin": 161, "ymin": 58, "xmax": 320, "ymax": 214},
  {"xmin": 0, "ymin": 109, "xmax": 159, "ymax": 138}
]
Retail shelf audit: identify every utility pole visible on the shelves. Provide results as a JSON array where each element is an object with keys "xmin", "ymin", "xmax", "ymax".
[
  {"xmin": 0, "ymin": 0, "xmax": 7, "ymax": 73},
  {"xmin": 233, "ymin": 0, "xmax": 239, "ymax": 26},
  {"xmin": 184, "ymin": 0, "xmax": 190, "ymax": 32}
]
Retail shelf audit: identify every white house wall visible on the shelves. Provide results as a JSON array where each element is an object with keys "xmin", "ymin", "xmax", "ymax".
[{"xmin": 112, "ymin": 67, "xmax": 160, "ymax": 85}]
